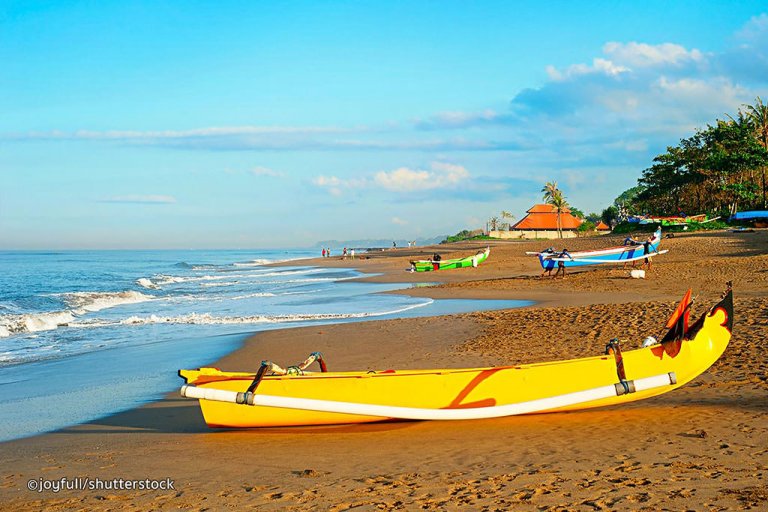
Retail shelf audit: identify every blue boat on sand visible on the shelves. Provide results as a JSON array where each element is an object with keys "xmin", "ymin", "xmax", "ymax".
[
  {"xmin": 530, "ymin": 228, "xmax": 666, "ymax": 271},
  {"xmin": 729, "ymin": 210, "xmax": 768, "ymax": 221}
]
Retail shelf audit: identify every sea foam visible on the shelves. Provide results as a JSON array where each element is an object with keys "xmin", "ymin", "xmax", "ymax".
[
  {"xmin": 62, "ymin": 290, "xmax": 154, "ymax": 314},
  {"xmin": 0, "ymin": 311, "xmax": 76, "ymax": 336}
]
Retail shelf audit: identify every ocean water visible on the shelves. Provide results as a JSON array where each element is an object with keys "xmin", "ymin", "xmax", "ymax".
[{"xmin": 0, "ymin": 250, "xmax": 529, "ymax": 441}]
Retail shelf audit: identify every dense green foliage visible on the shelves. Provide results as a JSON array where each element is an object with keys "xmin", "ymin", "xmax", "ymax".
[
  {"xmin": 611, "ymin": 220, "xmax": 731, "ymax": 235},
  {"xmin": 616, "ymin": 98, "xmax": 768, "ymax": 218},
  {"xmin": 569, "ymin": 207, "xmax": 585, "ymax": 219},
  {"xmin": 585, "ymin": 212, "xmax": 601, "ymax": 224},
  {"xmin": 441, "ymin": 231, "xmax": 495, "ymax": 243}
]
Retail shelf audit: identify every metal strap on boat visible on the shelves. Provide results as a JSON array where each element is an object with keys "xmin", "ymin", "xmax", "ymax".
[
  {"xmin": 245, "ymin": 361, "xmax": 272, "ymax": 394},
  {"xmin": 605, "ymin": 339, "xmax": 630, "ymax": 393}
]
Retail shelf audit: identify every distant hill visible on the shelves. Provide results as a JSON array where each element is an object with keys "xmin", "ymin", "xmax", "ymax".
[{"xmin": 312, "ymin": 236, "xmax": 446, "ymax": 250}]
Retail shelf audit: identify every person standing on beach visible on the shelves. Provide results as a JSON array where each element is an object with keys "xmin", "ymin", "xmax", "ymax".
[
  {"xmin": 642, "ymin": 235, "xmax": 653, "ymax": 270},
  {"xmin": 622, "ymin": 235, "xmax": 640, "ymax": 269},
  {"xmin": 322, "ymin": 248, "xmax": 326, "ymax": 258},
  {"xmin": 539, "ymin": 248, "xmax": 555, "ymax": 278},
  {"xmin": 350, "ymin": 249, "xmax": 355, "ymax": 259},
  {"xmin": 553, "ymin": 248, "xmax": 571, "ymax": 279}
]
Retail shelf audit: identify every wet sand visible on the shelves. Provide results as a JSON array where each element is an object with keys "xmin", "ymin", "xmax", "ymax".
[{"xmin": 1, "ymin": 230, "xmax": 766, "ymax": 511}]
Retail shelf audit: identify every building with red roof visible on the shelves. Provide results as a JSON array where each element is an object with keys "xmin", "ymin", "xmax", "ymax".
[
  {"xmin": 595, "ymin": 221, "xmax": 611, "ymax": 231},
  {"xmin": 511, "ymin": 204, "xmax": 583, "ymax": 231},
  {"xmin": 488, "ymin": 204, "xmax": 587, "ymax": 240}
]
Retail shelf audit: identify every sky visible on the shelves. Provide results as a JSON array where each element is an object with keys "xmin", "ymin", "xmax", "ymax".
[{"xmin": 1, "ymin": 1, "xmax": 767, "ymax": 249}]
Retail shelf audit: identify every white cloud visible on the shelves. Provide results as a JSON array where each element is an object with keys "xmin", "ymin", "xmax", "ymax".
[
  {"xmin": 70, "ymin": 126, "xmax": 343, "ymax": 140},
  {"xmin": 312, "ymin": 175, "xmax": 368, "ymax": 196},
  {"xmin": 547, "ymin": 57, "xmax": 629, "ymax": 81},
  {"xmin": 374, "ymin": 162, "xmax": 469, "ymax": 192},
  {"xmin": 250, "ymin": 166, "xmax": 282, "ymax": 177},
  {"xmin": 736, "ymin": 13, "xmax": 768, "ymax": 42},
  {"xmin": 102, "ymin": 195, "xmax": 177, "ymax": 204},
  {"xmin": 415, "ymin": 109, "xmax": 500, "ymax": 129},
  {"xmin": 312, "ymin": 162, "xmax": 471, "ymax": 197},
  {"xmin": 546, "ymin": 42, "xmax": 705, "ymax": 83},
  {"xmin": 391, "ymin": 217, "xmax": 408, "ymax": 225},
  {"xmin": 603, "ymin": 42, "xmax": 704, "ymax": 67}
]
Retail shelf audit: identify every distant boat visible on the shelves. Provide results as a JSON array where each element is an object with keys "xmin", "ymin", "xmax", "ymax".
[
  {"xmin": 729, "ymin": 210, "xmax": 768, "ymax": 221},
  {"xmin": 638, "ymin": 214, "xmax": 716, "ymax": 226},
  {"xmin": 178, "ymin": 286, "xmax": 733, "ymax": 428},
  {"xmin": 409, "ymin": 247, "xmax": 490, "ymax": 272},
  {"xmin": 529, "ymin": 228, "xmax": 665, "ymax": 270}
]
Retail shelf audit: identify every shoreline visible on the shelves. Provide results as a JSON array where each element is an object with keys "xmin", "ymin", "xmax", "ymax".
[{"xmin": 1, "ymin": 230, "xmax": 766, "ymax": 510}]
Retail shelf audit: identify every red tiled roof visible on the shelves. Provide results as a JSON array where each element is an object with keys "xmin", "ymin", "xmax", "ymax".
[
  {"xmin": 596, "ymin": 221, "xmax": 611, "ymax": 230},
  {"xmin": 527, "ymin": 204, "xmax": 572, "ymax": 214},
  {"xmin": 512, "ymin": 205, "xmax": 583, "ymax": 230}
]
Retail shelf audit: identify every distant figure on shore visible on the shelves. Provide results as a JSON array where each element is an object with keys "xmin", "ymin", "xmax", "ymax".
[
  {"xmin": 343, "ymin": 247, "xmax": 348, "ymax": 259},
  {"xmin": 622, "ymin": 235, "xmax": 640, "ymax": 269},
  {"xmin": 322, "ymin": 248, "xmax": 326, "ymax": 258},
  {"xmin": 327, "ymin": 248, "xmax": 331, "ymax": 257},
  {"xmin": 393, "ymin": 241, "xmax": 397, "ymax": 249},
  {"xmin": 431, "ymin": 253, "xmax": 441, "ymax": 271},
  {"xmin": 553, "ymin": 248, "xmax": 571, "ymax": 279},
  {"xmin": 642, "ymin": 235, "xmax": 654, "ymax": 270},
  {"xmin": 350, "ymin": 249, "xmax": 355, "ymax": 259}
]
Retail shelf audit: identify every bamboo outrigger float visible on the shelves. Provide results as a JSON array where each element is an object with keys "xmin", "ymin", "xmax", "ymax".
[{"xmin": 179, "ymin": 284, "xmax": 732, "ymax": 429}]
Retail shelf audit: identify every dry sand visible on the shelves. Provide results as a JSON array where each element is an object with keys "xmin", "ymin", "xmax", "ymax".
[{"xmin": 1, "ymin": 230, "xmax": 766, "ymax": 511}]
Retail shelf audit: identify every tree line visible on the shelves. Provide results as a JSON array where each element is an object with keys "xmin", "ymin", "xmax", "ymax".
[{"xmin": 614, "ymin": 97, "xmax": 768, "ymax": 219}]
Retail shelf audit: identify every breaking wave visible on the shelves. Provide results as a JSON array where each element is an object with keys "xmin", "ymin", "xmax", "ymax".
[
  {"xmin": 105, "ymin": 301, "xmax": 433, "ymax": 327},
  {"xmin": 0, "ymin": 290, "xmax": 154, "ymax": 337},
  {"xmin": 0, "ymin": 311, "xmax": 76, "ymax": 337},
  {"xmin": 62, "ymin": 290, "xmax": 154, "ymax": 314}
]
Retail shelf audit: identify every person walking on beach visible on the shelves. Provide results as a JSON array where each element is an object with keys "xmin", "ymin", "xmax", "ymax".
[
  {"xmin": 343, "ymin": 247, "xmax": 348, "ymax": 259},
  {"xmin": 622, "ymin": 235, "xmax": 640, "ymax": 269},
  {"xmin": 350, "ymin": 248, "xmax": 355, "ymax": 259},
  {"xmin": 322, "ymin": 248, "xmax": 326, "ymax": 258},
  {"xmin": 642, "ymin": 235, "xmax": 654, "ymax": 270},
  {"xmin": 539, "ymin": 248, "xmax": 556, "ymax": 278},
  {"xmin": 553, "ymin": 248, "xmax": 571, "ymax": 279}
]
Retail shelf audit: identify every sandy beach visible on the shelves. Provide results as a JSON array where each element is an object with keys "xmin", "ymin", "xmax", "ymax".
[{"xmin": 1, "ymin": 230, "xmax": 766, "ymax": 511}]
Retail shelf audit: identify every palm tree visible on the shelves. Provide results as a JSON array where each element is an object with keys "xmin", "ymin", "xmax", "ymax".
[
  {"xmin": 541, "ymin": 181, "xmax": 569, "ymax": 239},
  {"xmin": 500, "ymin": 210, "xmax": 514, "ymax": 230},
  {"xmin": 743, "ymin": 96, "xmax": 768, "ymax": 207}
]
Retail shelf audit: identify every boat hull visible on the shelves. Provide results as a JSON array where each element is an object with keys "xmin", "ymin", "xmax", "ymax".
[
  {"xmin": 180, "ymin": 291, "xmax": 731, "ymax": 428},
  {"xmin": 537, "ymin": 229, "xmax": 661, "ymax": 270},
  {"xmin": 412, "ymin": 248, "xmax": 489, "ymax": 272}
]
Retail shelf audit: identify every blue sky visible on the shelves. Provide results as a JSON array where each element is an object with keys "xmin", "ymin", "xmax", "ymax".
[{"xmin": 2, "ymin": 1, "xmax": 767, "ymax": 249}]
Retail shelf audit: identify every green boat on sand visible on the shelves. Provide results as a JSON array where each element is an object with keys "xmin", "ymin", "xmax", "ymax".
[{"xmin": 410, "ymin": 247, "xmax": 490, "ymax": 272}]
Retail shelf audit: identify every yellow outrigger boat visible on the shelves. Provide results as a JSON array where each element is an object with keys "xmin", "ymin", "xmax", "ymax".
[{"xmin": 179, "ymin": 285, "xmax": 732, "ymax": 428}]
